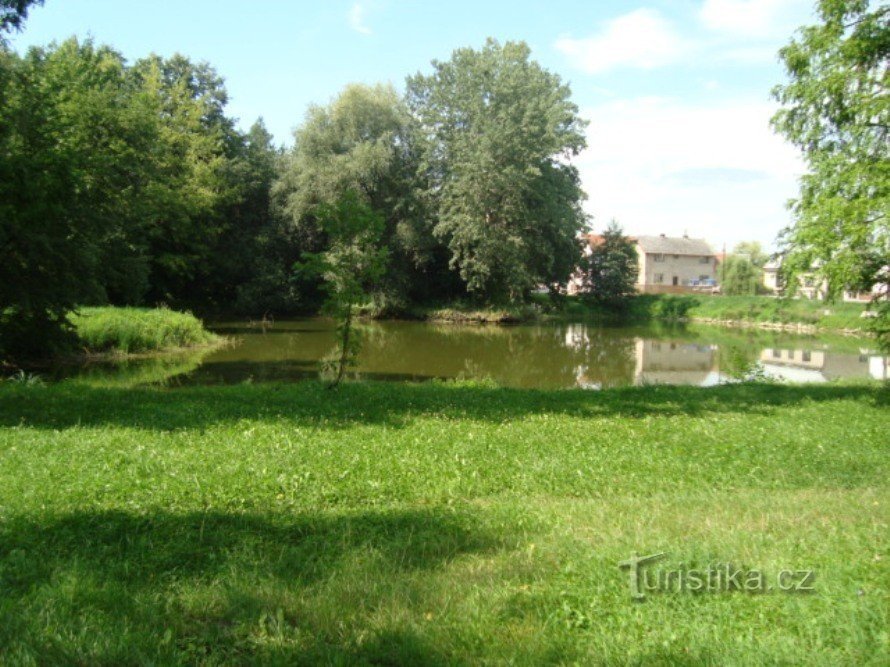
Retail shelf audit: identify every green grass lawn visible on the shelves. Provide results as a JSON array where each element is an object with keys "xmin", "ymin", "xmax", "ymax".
[{"xmin": 0, "ymin": 380, "xmax": 887, "ymax": 664}]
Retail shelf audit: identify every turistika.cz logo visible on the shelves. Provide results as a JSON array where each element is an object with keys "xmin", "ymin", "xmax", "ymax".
[{"xmin": 618, "ymin": 552, "xmax": 815, "ymax": 600}]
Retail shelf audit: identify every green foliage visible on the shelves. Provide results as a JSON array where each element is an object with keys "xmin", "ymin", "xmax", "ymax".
[
  {"xmin": 686, "ymin": 294, "xmax": 867, "ymax": 330},
  {"xmin": 580, "ymin": 221, "xmax": 638, "ymax": 306},
  {"xmin": 0, "ymin": 380, "xmax": 886, "ymax": 663},
  {"xmin": 1, "ymin": 36, "xmax": 597, "ymax": 361},
  {"xmin": 721, "ymin": 255, "xmax": 763, "ymax": 295},
  {"xmin": 0, "ymin": 0, "xmax": 41, "ymax": 38},
  {"xmin": 407, "ymin": 39, "xmax": 587, "ymax": 302},
  {"xmin": 0, "ymin": 38, "xmax": 284, "ymax": 360},
  {"xmin": 733, "ymin": 240, "xmax": 769, "ymax": 267},
  {"xmin": 69, "ymin": 307, "xmax": 217, "ymax": 354},
  {"xmin": 0, "ymin": 38, "xmax": 153, "ymax": 358},
  {"xmin": 772, "ymin": 1, "xmax": 888, "ymax": 307},
  {"xmin": 647, "ymin": 294, "xmax": 698, "ymax": 320},
  {"xmin": 275, "ymin": 84, "xmax": 433, "ymax": 309},
  {"xmin": 297, "ymin": 192, "xmax": 387, "ymax": 386}
]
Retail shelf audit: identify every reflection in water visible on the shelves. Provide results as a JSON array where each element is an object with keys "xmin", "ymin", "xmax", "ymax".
[
  {"xmin": 759, "ymin": 347, "xmax": 888, "ymax": 383},
  {"xmin": 634, "ymin": 339, "xmax": 717, "ymax": 386},
  {"xmin": 49, "ymin": 318, "xmax": 888, "ymax": 389}
]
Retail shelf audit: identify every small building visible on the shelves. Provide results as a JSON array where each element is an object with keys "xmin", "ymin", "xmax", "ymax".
[
  {"xmin": 761, "ymin": 258, "xmax": 828, "ymax": 299},
  {"xmin": 634, "ymin": 234, "xmax": 718, "ymax": 293},
  {"xmin": 762, "ymin": 259, "xmax": 782, "ymax": 293},
  {"xmin": 569, "ymin": 232, "xmax": 719, "ymax": 295},
  {"xmin": 761, "ymin": 258, "xmax": 887, "ymax": 302}
]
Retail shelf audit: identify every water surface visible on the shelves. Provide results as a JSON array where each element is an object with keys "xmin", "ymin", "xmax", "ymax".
[{"xmin": 56, "ymin": 318, "xmax": 888, "ymax": 389}]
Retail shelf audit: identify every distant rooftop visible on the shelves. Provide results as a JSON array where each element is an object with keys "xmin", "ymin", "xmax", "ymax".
[{"xmin": 635, "ymin": 235, "xmax": 715, "ymax": 256}]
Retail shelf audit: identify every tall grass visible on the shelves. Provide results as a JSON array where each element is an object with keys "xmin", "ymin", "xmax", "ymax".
[{"xmin": 69, "ymin": 307, "xmax": 217, "ymax": 354}]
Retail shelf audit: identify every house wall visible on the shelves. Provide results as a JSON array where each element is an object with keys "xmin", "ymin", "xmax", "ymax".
[{"xmin": 635, "ymin": 247, "xmax": 717, "ymax": 287}]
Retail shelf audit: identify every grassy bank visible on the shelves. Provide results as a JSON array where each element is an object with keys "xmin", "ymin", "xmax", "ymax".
[
  {"xmin": 0, "ymin": 380, "xmax": 886, "ymax": 663},
  {"xmin": 69, "ymin": 307, "xmax": 219, "ymax": 355},
  {"xmin": 397, "ymin": 295, "xmax": 871, "ymax": 333},
  {"xmin": 685, "ymin": 295, "xmax": 868, "ymax": 331},
  {"xmin": 533, "ymin": 294, "xmax": 871, "ymax": 333}
]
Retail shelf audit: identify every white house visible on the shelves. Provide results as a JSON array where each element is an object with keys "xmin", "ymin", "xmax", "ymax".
[{"xmin": 633, "ymin": 234, "xmax": 718, "ymax": 293}]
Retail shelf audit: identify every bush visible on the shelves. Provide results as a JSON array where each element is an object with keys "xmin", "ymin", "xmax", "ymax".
[{"xmin": 69, "ymin": 307, "xmax": 217, "ymax": 354}]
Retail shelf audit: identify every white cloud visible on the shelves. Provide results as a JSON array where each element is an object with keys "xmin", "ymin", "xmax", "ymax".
[
  {"xmin": 555, "ymin": 9, "xmax": 691, "ymax": 74},
  {"xmin": 700, "ymin": 0, "xmax": 808, "ymax": 38},
  {"xmin": 348, "ymin": 2, "xmax": 372, "ymax": 35},
  {"xmin": 574, "ymin": 97, "xmax": 804, "ymax": 249}
]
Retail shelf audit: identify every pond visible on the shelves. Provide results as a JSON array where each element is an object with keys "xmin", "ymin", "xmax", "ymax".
[{"xmin": 55, "ymin": 318, "xmax": 889, "ymax": 389}]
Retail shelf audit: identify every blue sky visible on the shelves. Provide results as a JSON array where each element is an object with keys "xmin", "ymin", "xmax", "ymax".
[{"xmin": 12, "ymin": 0, "xmax": 817, "ymax": 250}]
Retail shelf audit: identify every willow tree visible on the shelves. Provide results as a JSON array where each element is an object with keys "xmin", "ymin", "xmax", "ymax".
[
  {"xmin": 274, "ymin": 83, "xmax": 432, "ymax": 311},
  {"xmin": 407, "ymin": 39, "xmax": 588, "ymax": 303}
]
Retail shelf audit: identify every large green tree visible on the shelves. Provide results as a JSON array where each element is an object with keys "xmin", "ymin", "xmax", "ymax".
[
  {"xmin": 274, "ymin": 83, "xmax": 436, "ymax": 311},
  {"xmin": 0, "ymin": 39, "xmax": 160, "ymax": 356},
  {"xmin": 407, "ymin": 39, "xmax": 588, "ymax": 302},
  {"xmin": 0, "ymin": 37, "xmax": 281, "ymax": 359},
  {"xmin": 772, "ymin": 1, "xmax": 888, "ymax": 302},
  {"xmin": 127, "ymin": 54, "xmax": 236, "ymax": 306}
]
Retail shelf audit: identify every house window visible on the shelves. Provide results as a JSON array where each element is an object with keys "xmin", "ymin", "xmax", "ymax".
[
  {"xmin": 699, "ymin": 275, "xmax": 710, "ymax": 281},
  {"xmin": 653, "ymin": 253, "xmax": 665, "ymax": 262},
  {"xmin": 802, "ymin": 351, "xmax": 811, "ymax": 362},
  {"xmin": 772, "ymin": 349, "xmax": 780, "ymax": 358},
  {"xmin": 699, "ymin": 256, "xmax": 710, "ymax": 264},
  {"xmin": 673, "ymin": 254, "xmax": 679, "ymax": 259},
  {"xmin": 654, "ymin": 273, "xmax": 664, "ymax": 284}
]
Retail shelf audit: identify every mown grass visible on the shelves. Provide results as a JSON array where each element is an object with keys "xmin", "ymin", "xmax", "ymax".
[
  {"xmin": 0, "ymin": 380, "xmax": 887, "ymax": 664},
  {"xmin": 69, "ymin": 307, "xmax": 218, "ymax": 354}
]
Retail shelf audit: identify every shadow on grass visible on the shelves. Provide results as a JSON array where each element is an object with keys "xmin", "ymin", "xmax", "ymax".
[
  {"xmin": 0, "ymin": 380, "xmax": 885, "ymax": 432},
  {"xmin": 0, "ymin": 508, "xmax": 500, "ymax": 664}
]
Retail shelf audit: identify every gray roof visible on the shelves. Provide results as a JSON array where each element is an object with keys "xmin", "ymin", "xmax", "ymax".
[{"xmin": 635, "ymin": 235, "xmax": 715, "ymax": 256}]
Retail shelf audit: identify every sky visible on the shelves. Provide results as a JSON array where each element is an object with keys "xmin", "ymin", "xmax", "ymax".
[{"xmin": 11, "ymin": 0, "xmax": 818, "ymax": 251}]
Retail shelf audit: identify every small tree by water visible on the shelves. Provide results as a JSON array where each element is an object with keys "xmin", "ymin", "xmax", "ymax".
[
  {"xmin": 297, "ymin": 192, "xmax": 387, "ymax": 387},
  {"xmin": 581, "ymin": 221, "xmax": 639, "ymax": 307}
]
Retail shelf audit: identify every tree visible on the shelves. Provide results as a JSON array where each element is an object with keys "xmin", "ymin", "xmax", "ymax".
[
  {"xmin": 721, "ymin": 256, "xmax": 762, "ymax": 295},
  {"xmin": 0, "ymin": 38, "xmax": 159, "ymax": 357},
  {"xmin": 581, "ymin": 221, "xmax": 639, "ymax": 306},
  {"xmin": 274, "ymin": 83, "xmax": 435, "ymax": 311},
  {"xmin": 297, "ymin": 192, "xmax": 387, "ymax": 387},
  {"xmin": 128, "ymin": 54, "xmax": 235, "ymax": 306},
  {"xmin": 202, "ymin": 118, "xmax": 283, "ymax": 312},
  {"xmin": 732, "ymin": 241, "xmax": 768, "ymax": 268},
  {"xmin": 0, "ymin": 38, "xmax": 271, "ymax": 360},
  {"xmin": 0, "ymin": 0, "xmax": 42, "ymax": 39},
  {"xmin": 772, "ymin": 1, "xmax": 888, "ymax": 310},
  {"xmin": 407, "ymin": 39, "xmax": 588, "ymax": 302}
]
